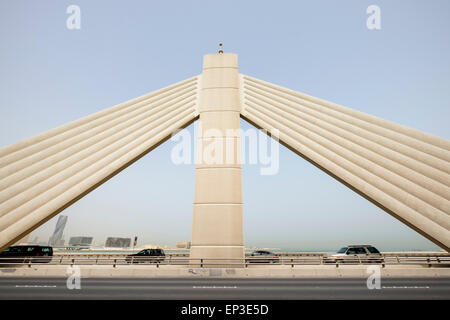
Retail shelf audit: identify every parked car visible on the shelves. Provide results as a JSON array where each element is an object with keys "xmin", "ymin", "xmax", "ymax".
[
  {"xmin": 126, "ymin": 249, "xmax": 166, "ymax": 264},
  {"xmin": 0, "ymin": 245, "xmax": 53, "ymax": 264},
  {"xmin": 247, "ymin": 250, "xmax": 280, "ymax": 263},
  {"xmin": 324, "ymin": 245, "xmax": 383, "ymax": 264}
]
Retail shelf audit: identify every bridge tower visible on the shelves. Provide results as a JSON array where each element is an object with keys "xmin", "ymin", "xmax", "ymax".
[
  {"xmin": 0, "ymin": 49, "xmax": 448, "ymax": 256},
  {"xmin": 190, "ymin": 52, "xmax": 245, "ymax": 265}
]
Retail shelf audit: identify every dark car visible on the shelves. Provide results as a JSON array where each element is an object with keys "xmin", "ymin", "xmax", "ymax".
[
  {"xmin": 126, "ymin": 249, "xmax": 166, "ymax": 264},
  {"xmin": 248, "ymin": 250, "xmax": 280, "ymax": 263},
  {"xmin": 0, "ymin": 245, "xmax": 53, "ymax": 264}
]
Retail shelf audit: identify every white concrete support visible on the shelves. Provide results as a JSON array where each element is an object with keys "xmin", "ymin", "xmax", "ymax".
[
  {"xmin": 1, "ymin": 52, "xmax": 449, "ymax": 257},
  {"xmin": 241, "ymin": 75, "xmax": 450, "ymax": 252},
  {"xmin": 0, "ymin": 77, "xmax": 200, "ymax": 251},
  {"xmin": 190, "ymin": 53, "xmax": 244, "ymax": 266}
]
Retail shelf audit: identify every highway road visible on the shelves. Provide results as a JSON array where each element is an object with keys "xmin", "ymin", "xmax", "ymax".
[{"xmin": 0, "ymin": 277, "xmax": 449, "ymax": 300}]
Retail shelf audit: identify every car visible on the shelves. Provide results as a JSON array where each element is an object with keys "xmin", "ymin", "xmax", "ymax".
[
  {"xmin": 324, "ymin": 245, "xmax": 383, "ymax": 264},
  {"xmin": 247, "ymin": 250, "xmax": 280, "ymax": 264},
  {"xmin": 126, "ymin": 249, "xmax": 166, "ymax": 264},
  {"xmin": 0, "ymin": 245, "xmax": 53, "ymax": 264}
]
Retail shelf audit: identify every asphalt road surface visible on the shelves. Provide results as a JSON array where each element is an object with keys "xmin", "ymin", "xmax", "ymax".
[{"xmin": 0, "ymin": 277, "xmax": 449, "ymax": 300}]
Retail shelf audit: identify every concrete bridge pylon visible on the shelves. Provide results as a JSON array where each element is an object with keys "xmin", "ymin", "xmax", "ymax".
[{"xmin": 0, "ymin": 50, "xmax": 449, "ymax": 256}]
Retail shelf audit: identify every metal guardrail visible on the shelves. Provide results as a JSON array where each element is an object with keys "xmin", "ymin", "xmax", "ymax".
[
  {"xmin": 49, "ymin": 251, "xmax": 450, "ymax": 258},
  {"xmin": 0, "ymin": 255, "xmax": 449, "ymax": 268}
]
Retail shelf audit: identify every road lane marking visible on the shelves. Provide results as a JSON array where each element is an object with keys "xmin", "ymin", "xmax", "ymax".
[
  {"xmin": 15, "ymin": 285, "xmax": 57, "ymax": 288},
  {"xmin": 382, "ymin": 286, "xmax": 430, "ymax": 289},
  {"xmin": 193, "ymin": 286, "xmax": 237, "ymax": 289}
]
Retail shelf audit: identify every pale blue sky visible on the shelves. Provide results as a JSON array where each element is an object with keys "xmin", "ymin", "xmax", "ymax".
[{"xmin": 0, "ymin": 1, "xmax": 449, "ymax": 251}]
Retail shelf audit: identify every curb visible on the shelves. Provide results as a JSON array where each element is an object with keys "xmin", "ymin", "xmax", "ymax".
[{"xmin": 1, "ymin": 265, "xmax": 450, "ymax": 278}]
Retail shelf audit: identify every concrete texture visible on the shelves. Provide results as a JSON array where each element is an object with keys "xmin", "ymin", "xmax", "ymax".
[
  {"xmin": 190, "ymin": 53, "xmax": 244, "ymax": 266},
  {"xmin": 1, "ymin": 265, "xmax": 449, "ymax": 278}
]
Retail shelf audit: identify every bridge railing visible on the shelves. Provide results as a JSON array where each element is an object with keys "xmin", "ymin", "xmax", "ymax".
[{"xmin": 0, "ymin": 255, "xmax": 449, "ymax": 268}]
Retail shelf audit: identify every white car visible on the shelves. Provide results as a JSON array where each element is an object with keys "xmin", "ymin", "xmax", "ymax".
[{"xmin": 324, "ymin": 245, "xmax": 383, "ymax": 264}]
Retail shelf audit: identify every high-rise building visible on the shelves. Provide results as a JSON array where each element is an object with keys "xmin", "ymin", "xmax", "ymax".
[
  {"xmin": 48, "ymin": 215, "xmax": 68, "ymax": 246},
  {"xmin": 105, "ymin": 237, "xmax": 131, "ymax": 248}
]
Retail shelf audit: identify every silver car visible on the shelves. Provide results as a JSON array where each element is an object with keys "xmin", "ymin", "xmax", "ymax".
[
  {"xmin": 324, "ymin": 245, "xmax": 383, "ymax": 264},
  {"xmin": 248, "ymin": 250, "xmax": 280, "ymax": 263}
]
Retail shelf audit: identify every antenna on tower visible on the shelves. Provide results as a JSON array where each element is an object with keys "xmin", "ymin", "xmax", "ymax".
[{"xmin": 218, "ymin": 42, "xmax": 223, "ymax": 54}]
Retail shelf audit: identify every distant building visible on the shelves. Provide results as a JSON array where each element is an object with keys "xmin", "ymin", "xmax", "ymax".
[
  {"xmin": 176, "ymin": 241, "xmax": 191, "ymax": 249},
  {"xmin": 48, "ymin": 215, "xmax": 68, "ymax": 246},
  {"xmin": 105, "ymin": 237, "xmax": 131, "ymax": 248},
  {"xmin": 140, "ymin": 244, "xmax": 164, "ymax": 249},
  {"xmin": 54, "ymin": 239, "xmax": 65, "ymax": 246},
  {"xmin": 68, "ymin": 236, "xmax": 93, "ymax": 247}
]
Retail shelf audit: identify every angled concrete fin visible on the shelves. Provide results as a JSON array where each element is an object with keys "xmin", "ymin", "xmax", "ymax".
[
  {"xmin": 240, "ymin": 74, "xmax": 450, "ymax": 252},
  {"xmin": 0, "ymin": 76, "xmax": 200, "ymax": 251}
]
